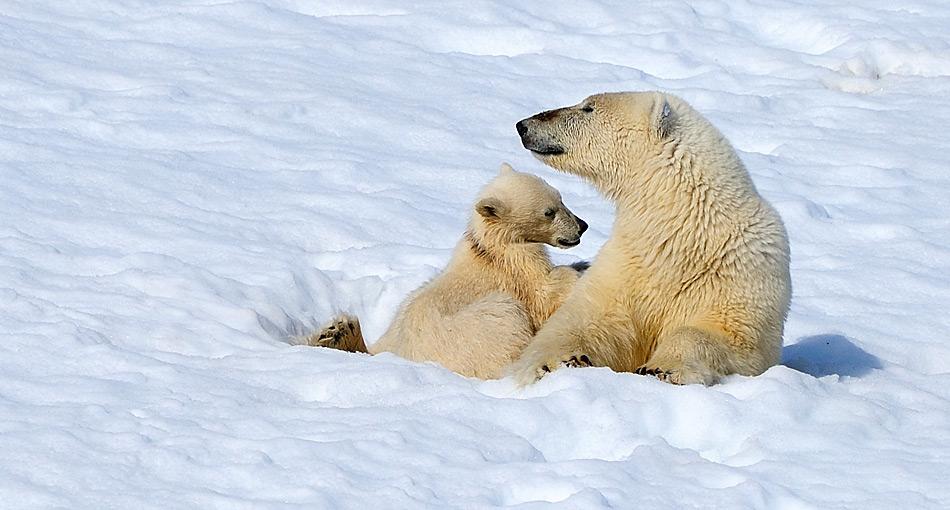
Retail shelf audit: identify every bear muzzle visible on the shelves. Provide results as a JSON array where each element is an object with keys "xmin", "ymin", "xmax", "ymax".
[
  {"xmin": 516, "ymin": 117, "xmax": 565, "ymax": 156},
  {"xmin": 577, "ymin": 217, "xmax": 589, "ymax": 235},
  {"xmin": 556, "ymin": 215, "xmax": 587, "ymax": 248}
]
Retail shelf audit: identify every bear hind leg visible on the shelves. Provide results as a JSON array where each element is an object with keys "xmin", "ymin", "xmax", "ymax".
[
  {"xmin": 435, "ymin": 294, "xmax": 534, "ymax": 379},
  {"xmin": 636, "ymin": 326, "xmax": 737, "ymax": 386}
]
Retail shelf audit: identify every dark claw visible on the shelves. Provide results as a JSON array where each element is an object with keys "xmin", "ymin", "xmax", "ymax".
[
  {"xmin": 564, "ymin": 355, "xmax": 592, "ymax": 368},
  {"xmin": 316, "ymin": 321, "xmax": 347, "ymax": 346},
  {"xmin": 636, "ymin": 366, "xmax": 673, "ymax": 380}
]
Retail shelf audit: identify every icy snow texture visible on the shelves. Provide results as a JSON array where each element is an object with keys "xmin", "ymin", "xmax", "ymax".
[{"xmin": 2, "ymin": 1, "xmax": 950, "ymax": 508}]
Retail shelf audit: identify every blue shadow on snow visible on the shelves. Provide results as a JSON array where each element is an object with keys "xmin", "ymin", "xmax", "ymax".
[{"xmin": 782, "ymin": 334, "xmax": 882, "ymax": 378}]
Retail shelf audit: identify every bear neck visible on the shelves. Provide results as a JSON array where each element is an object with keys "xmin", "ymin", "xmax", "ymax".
[
  {"xmin": 456, "ymin": 222, "xmax": 553, "ymax": 317},
  {"xmin": 461, "ymin": 225, "xmax": 550, "ymax": 271},
  {"xmin": 604, "ymin": 131, "xmax": 762, "ymax": 239}
]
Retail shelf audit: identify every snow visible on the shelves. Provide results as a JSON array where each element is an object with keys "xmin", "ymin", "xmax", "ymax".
[{"xmin": 2, "ymin": 0, "xmax": 950, "ymax": 508}]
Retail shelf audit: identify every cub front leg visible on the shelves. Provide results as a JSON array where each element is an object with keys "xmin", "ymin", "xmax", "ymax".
[{"xmin": 541, "ymin": 264, "xmax": 584, "ymax": 314}]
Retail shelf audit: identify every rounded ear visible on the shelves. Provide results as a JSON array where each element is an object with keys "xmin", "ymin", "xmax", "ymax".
[
  {"xmin": 499, "ymin": 162, "xmax": 516, "ymax": 175},
  {"xmin": 476, "ymin": 197, "xmax": 507, "ymax": 218},
  {"xmin": 653, "ymin": 98, "xmax": 676, "ymax": 139}
]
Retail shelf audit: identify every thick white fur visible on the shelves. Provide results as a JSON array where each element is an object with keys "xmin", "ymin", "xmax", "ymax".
[
  {"xmin": 511, "ymin": 91, "xmax": 791, "ymax": 385},
  {"xmin": 308, "ymin": 164, "xmax": 586, "ymax": 379}
]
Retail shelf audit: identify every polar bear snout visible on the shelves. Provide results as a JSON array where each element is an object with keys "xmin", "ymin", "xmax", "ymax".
[
  {"xmin": 516, "ymin": 119, "xmax": 528, "ymax": 137},
  {"xmin": 555, "ymin": 214, "xmax": 587, "ymax": 248},
  {"xmin": 516, "ymin": 113, "xmax": 566, "ymax": 156}
]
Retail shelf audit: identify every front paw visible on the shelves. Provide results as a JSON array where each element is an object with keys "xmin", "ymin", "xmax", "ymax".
[
  {"xmin": 510, "ymin": 352, "xmax": 593, "ymax": 386},
  {"xmin": 561, "ymin": 354, "xmax": 593, "ymax": 369},
  {"xmin": 549, "ymin": 264, "xmax": 583, "ymax": 283}
]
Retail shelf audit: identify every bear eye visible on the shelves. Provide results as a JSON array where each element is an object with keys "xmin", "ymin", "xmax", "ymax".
[
  {"xmin": 544, "ymin": 208, "xmax": 557, "ymax": 219},
  {"xmin": 580, "ymin": 104, "xmax": 594, "ymax": 113}
]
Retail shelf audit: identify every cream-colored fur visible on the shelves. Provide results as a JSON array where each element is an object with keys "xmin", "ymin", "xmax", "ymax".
[
  {"xmin": 511, "ymin": 91, "xmax": 791, "ymax": 385},
  {"xmin": 306, "ymin": 164, "xmax": 589, "ymax": 379}
]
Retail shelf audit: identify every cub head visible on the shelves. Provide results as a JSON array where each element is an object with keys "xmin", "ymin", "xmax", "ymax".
[
  {"xmin": 515, "ymin": 91, "xmax": 680, "ymax": 184},
  {"xmin": 473, "ymin": 163, "xmax": 588, "ymax": 248}
]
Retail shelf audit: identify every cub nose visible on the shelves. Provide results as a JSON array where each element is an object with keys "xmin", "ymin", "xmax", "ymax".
[
  {"xmin": 577, "ymin": 217, "xmax": 589, "ymax": 235},
  {"xmin": 516, "ymin": 120, "xmax": 528, "ymax": 138}
]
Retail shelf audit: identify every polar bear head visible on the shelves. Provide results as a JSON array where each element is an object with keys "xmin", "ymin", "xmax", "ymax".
[
  {"xmin": 515, "ymin": 91, "xmax": 690, "ymax": 194},
  {"xmin": 516, "ymin": 91, "xmax": 758, "ymax": 210},
  {"xmin": 473, "ymin": 163, "xmax": 588, "ymax": 249}
]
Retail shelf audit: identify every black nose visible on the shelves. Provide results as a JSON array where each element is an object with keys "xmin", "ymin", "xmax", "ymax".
[
  {"xmin": 516, "ymin": 120, "xmax": 528, "ymax": 138},
  {"xmin": 577, "ymin": 217, "xmax": 589, "ymax": 235}
]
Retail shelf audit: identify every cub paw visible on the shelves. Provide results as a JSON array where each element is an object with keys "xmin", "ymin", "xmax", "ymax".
[
  {"xmin": 307, "ymin": 314, "xmax": 366, "ymax": 353},
  {"xmin": 568, "ymin": 260, "xmax": 591, "ymax": 273}
]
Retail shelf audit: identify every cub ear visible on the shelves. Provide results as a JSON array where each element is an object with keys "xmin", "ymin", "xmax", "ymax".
[
  {"xmin": 476, "ymin": 197, "xmax": 507, "ymax": 218},
  {"xmin": 654, "ymin": 98, "xmax": 676, "ymax": 139},
  {"xmin": 499, "ymin": 162, "xmax": 516, "ymax": 175}
]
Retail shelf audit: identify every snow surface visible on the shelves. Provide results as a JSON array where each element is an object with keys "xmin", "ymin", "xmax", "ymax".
[{"xmin": 2, "ymin": 0, "xmax": 950, "ymax": 508}]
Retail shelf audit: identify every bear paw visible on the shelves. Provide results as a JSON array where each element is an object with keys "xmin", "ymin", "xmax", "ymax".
[
  {"xmin": 568, "ymin": 260, "xmax": 591, "ymax": 273},
  {"xmin": 635, "ymin": 365, "xmax": 681, "ymax": 384},
  {"xmin": 307, "ymin": 314, "xmax": 367, "ymax": 353},
  {"xmin": 511, "ymin": 352, "xmax": 593, "ymax": 386},
  {"xmin": 557, "ymin": 354, "xmax": 593, "ymax": 370}
]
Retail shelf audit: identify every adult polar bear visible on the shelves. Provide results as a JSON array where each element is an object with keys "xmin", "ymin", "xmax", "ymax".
[{"xmin": 512, "ymin": 91, "xmax": 791, "ymax": 385}]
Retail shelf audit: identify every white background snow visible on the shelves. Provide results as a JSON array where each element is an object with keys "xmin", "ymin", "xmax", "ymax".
[{"xmin": 2, "ymin": 1, "xmax": 950, "ymax": 508}]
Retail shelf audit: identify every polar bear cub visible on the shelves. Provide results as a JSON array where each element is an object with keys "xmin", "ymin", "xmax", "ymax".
[
  {"xmin": 307, "ymin": 163, "xmax": 589, "ymax": 379},
  {"xmin": 512, "ymin": 91, "xmax": 791, "ymax": 385}
]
